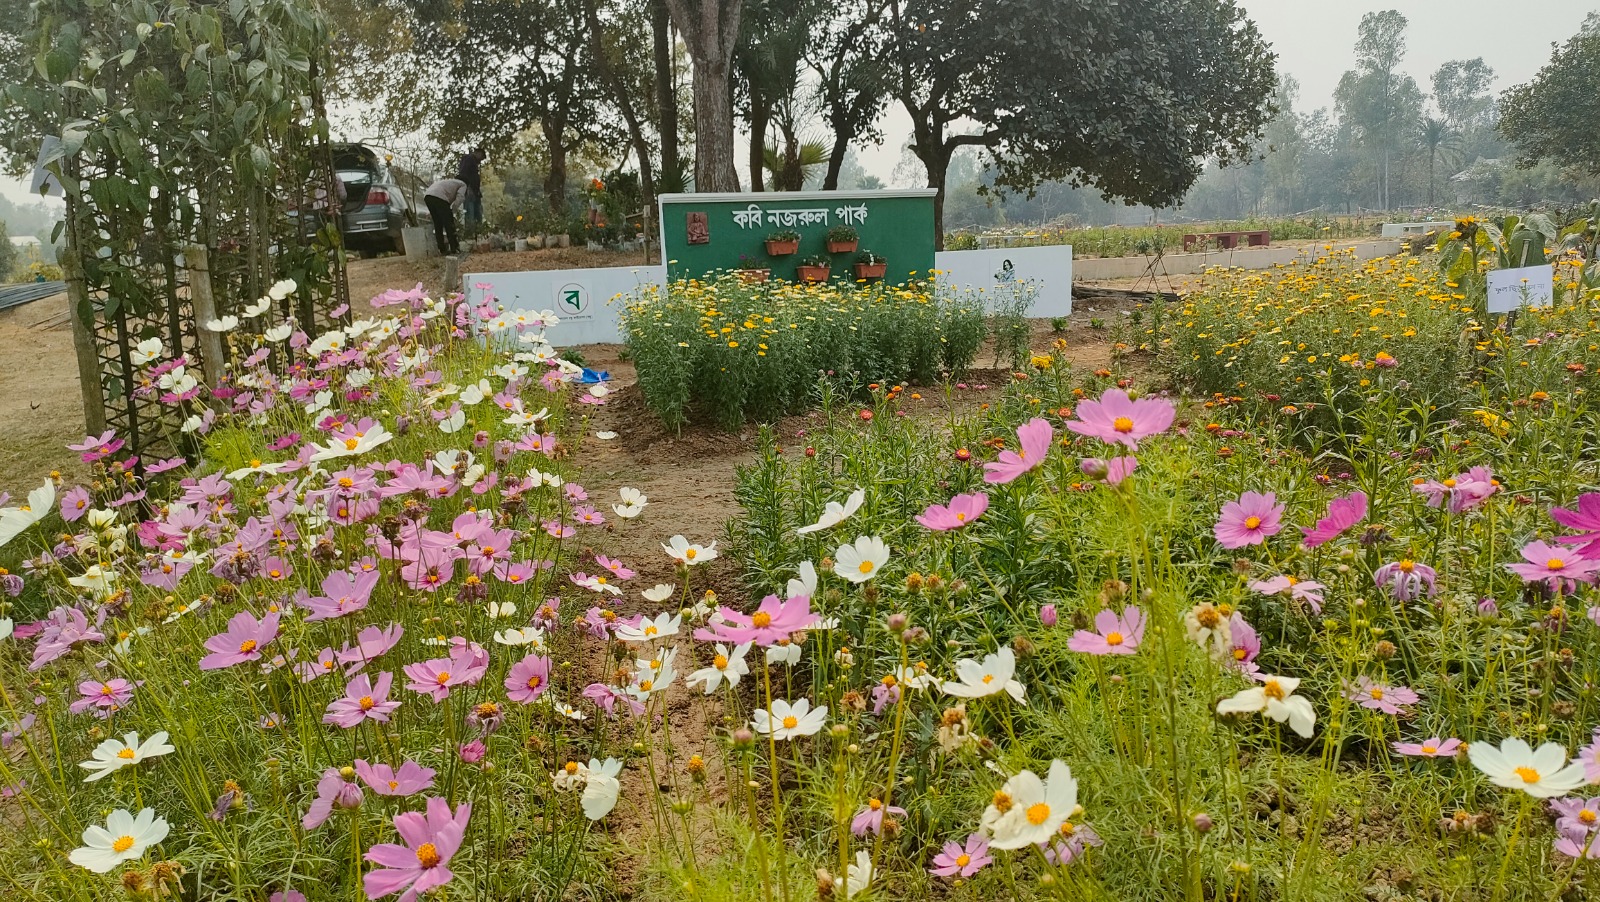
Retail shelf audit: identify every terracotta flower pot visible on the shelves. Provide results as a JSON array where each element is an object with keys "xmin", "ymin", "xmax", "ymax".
[
  {"xmin": 737, "ymin": 268, "xmax": 771, "ymax": 284},
  {"xmin": 766, "ymin": 239, "xmax": 799, "ymax": 256},
  {"xmin": 854, "ymin": 262, "xmax": 887, "ymax": 280},
  {"xmin": 797, "ymin": 265, "xmax": 831, "ymax": 283},
  {"xmin": 827, "ymin": 239, "xmax": 859, "ymax": 254}
]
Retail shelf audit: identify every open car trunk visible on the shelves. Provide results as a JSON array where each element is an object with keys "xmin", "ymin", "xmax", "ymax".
[{"xmin": 332, "ymin": 143, "xmax": 382, "ymax": 213}]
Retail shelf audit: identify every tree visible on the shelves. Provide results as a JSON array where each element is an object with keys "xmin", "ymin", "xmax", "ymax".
[
  {"xmin": 733, "ymin": 0, "xmax": 821, "ymax": 193},
  {"xmin": 651, "ymin": 0, "xmax": 682, "ymax": 189},
  {"xmin": 664, "ymin": 0, "xmax": 745, "ymax": 191},
  {"xmin": 1418, "ymin": 116, "xmax": 1459, "ymax": 205},
  {"xmin": 1332, "ymin": 10, "xmax": 1413, "ymax": 209},
  {"xmin": 809, "ymin": 0, "xmax": 892, "ymax": 190},
  {"xmin": 1431, "ymin": 58, "xmax": 1496, "ymax": 131},
  {"xmin": 884, "ymin": 0, "xmax": 1276, "ymax": 245},
  {"xmin": 0, "ymin": 219, "xmax": 16, "ymax": 282},
  {"xmin": 1501, "ymin": 15, "xmax": 1600, "ymax": 173}
]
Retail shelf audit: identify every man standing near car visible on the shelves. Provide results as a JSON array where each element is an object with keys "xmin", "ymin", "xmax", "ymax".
[
  {"xmin": 423, "ymin": 176, "xmax": 468, "ymax": 256},
  {"xmin": 457, "ymin": 147, "xmax": 485, "ymax": 229}
]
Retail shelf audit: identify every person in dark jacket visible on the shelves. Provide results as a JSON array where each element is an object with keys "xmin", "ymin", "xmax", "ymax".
[
  {"xmin": 424, "ymin": 177, "xmax": 468, "ymax": 255},
  {"xmin": 457, "ymin": 147, "xmax": 485, "ymax": 228}
]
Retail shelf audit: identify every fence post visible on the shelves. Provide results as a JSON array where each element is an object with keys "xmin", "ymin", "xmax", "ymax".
[
  {"xmin": 443, "ymin": 255, "xmax": 459, "ymax": 297},
  {"xmin": 61, "ymin": 251, "xmax": 108, "ymax": 436},
  {"xmin": 187, "ymin": 245, "xmax": 226, "ymax": 387}
]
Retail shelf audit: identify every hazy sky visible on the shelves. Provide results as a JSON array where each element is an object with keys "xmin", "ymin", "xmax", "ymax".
[{"xmin": 4, "ymin": 2, "xmax": 1596, "ymax": 208}]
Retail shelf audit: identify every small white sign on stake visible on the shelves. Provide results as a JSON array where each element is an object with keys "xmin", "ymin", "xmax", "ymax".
[{"xmin": 1486, "ymin": 264, "xmax": 1554, "ymax": 314}]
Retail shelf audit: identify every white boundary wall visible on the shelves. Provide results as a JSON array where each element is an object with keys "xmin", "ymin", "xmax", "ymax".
[
  {"xmin": 463, "ymin": 266, "xmax": 663, "ymax": 345},
  {"xmin": 935, "ymin": 246, "xmax": 1073, "ymax": 317},
  {"xmin": 1071, "ymin": 238, "xmax": 1403, "ymax": 280}
]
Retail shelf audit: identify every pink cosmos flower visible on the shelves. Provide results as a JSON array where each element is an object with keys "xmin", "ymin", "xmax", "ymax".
[
  {"xmin": 59, "ymin": 486, "xmax": 91, "ymax": 522},
  {"xmin": 302, "ymin": 568, "xmax": 380, "ymax": 622},
  {"xmin": 1344, "ymin": 676, "xmax": 1419, "ymax": 714},
  {"xmin": 582, "ymin": 681, "xmax": 644, "ymax": 717},
  {"xmin": 849, "ymin": 798, "xmax": 907, "ymax": 836},
  {"xmin": 1225, "ymin": 613, "xmax": 1261, "ymax": 677},
  {"xmin": 1039, "ymin": 604, "xmax": 1058, "ymax": 627},
  {"xmin": 1079, "ymin": 455, "xmax": 1139, "ymax": 487},
  {"xmin": 69, "ymin": 678, "xmax": 135, "ymax": 717},
  {"xmin": 70, "ymin": 430, "xmax": 124, "ymax": 463},
  {"xmin": 403, "ymin": 647, "xmax": 487, "ymax": 702},
  {"xmin": 1551, "ymin": 493, "xmax": 1600, "ymax": 557},
  {"xmin": 1391, "ymin": 737, "xmax": 1461, "ymax": 758},
  {"xmin": 983, "ymin": 418, "xmax": 1053, "ymax": 484},
  {"xmin": 29, "ymin": 606, "xmax": 106, "ymax": 671},
  {"xmin": 929, "ymin": 833, "xmax": 992, "ymax": 878},
  {"xmin": 504, "ymin": 654, "xmax": 552, "ymax": 704},
  {"xmin": 363, "ymin": 797, "xmax": 470, "ymax": 901},
  {"xmin": 325, "ymin": 672, "xmax": 402, "ymax": 727},
  {"xmin": 1413, "ymin": 467, "xmax": 1497, "ymax": 513},
  {"xmin": 199, "ymin": 610, "xmax": 281, "ymax": 671},
  {"xmin": 1373, "ymin": 559, "xmax": 1438, "ymax": 601},
  {"xmin": 595, "ymin": 555, "xmax": 634, "ymax": 579},
  {"xmin": 355, "ymin": 759, "xmax": 437, "ymax": 797},
  {"xmin": 915, "ymin": 492, "xmax": 989, "ymax": 530},
  {"xmin": 1214, "ymin": 491, "xmax": 1285, "ymax": 549},
  {"xmin": 1248, "ymin": 575, "xmax": 1326, "ymax": 614},
  {"xmin": 571, "ymin": 505, "xmax": 605, "ymax": 526},
  {"xmin": 1506, "ymin": 540, "xmax": 1600, "ymax": 591},
  {"xmin": 295, "ymin": 647, "xmax": 344, "ymax": 683},
  {"xmin": 1067, "ymin": 606, "xmax": 1145, "ymax": 655},
  {"xmin": 693, "ymin": 594, "xmax": 819, "ymax": 647},
  {"xmin": 339, "ymin": 624, "xmax": 404, "ymax": 673},
  {"xmin": 1065, "ymin": 389, "xmax": 1175, "ymax": 449},
  {"xmin": 1043, "ymin": 822, "xmax": 1103, "ymax": 865},
  {"xmin": 303, "ymin": 766, "xmax": 364, "ymax": 829},
  {"xmin": 1582, "ymin": 728, "xmax": 1600, "ymax": 783},
  {"xmin": 1301, "ymin": 490, "xmax": 1367, "ymax": 548}
]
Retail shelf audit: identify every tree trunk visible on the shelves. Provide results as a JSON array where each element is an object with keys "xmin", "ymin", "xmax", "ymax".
[
  {"xmin": 1428, "ymin": 147, "xmax": 1436, "ymax": 205},
  {"xmin": 749, "ymin": 106, "xmax": 768, "ymax": 192},
  {"xmin": 544, "ymin": 121, "xmax": 569, "ymax": 216},
  {"xmin": 922, "ymin": 145, "xmax": 951, "ymax": 251},
  {"xmin": 823, "ymin": 130, "xmax": 849, "ymax": 190},
  {"xmin": 652, "ymin": 0, "xmax": 680, "ymax": 186},
  {"xmin": 665, "ymin": 0, "xmax": 743, "ymax": 192}
]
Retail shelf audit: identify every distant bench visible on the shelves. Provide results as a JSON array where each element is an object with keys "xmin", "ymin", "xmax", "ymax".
[{"xmin": 1182, "ymin": 230, "xmax": 1270, "ymax": 251}]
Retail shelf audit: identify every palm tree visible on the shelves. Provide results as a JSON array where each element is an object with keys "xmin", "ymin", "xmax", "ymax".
[
  {"xmin": 762, "ymin": 141, "xmax": 829, "ymax": 191},
  {"xmin": 1418, "ymin": 116, "xmax": 1461, "ymax": 206}
]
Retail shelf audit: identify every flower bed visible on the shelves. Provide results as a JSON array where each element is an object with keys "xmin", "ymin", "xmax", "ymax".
[{"xmin": 620, "ymin": 274, "xmax": 986, "ymax": 430}]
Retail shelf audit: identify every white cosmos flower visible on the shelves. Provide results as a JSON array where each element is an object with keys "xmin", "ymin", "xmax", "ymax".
[
  {"xmin": 834, "ymin": 536, "xmax": 889, "ymax": 584},
  {"xmin": 303, "ymin": 390, "xmax": 333, "ymax": 415},
  {"xmin": 0, "ymin": 618, "xmax": 12, "ymax": 641},
  {"xmin": 493, "ymin": 627, "xmax": 545, "ymax": 649},
  {"xmin": 581, "ymin": 757, "xmax": 624, "ymax": 819},
  {"xmin": 751, "ymin": 697, "xmax": 828, "ymax": 741},
  {"xmin": 81, "ymin": 731, "xmax": 176, "ymax": 782},
  {"xmin": 240, "ymin": 296, "xmax": 271, "ymax": 318},
  {"xmin": 267, "ymin": 278, "xmax": 298, "ymax": 300},
  {"xmin": 1216, "ymin": 674, "xmax": 1316, "ymax": 738},
  {"xmin": 685, "ymin": 642, "xmax": 752, "ymax": 694},
  {"xmin": 130, "ymin": 337, "xmax": 164, "ymax": 365},
  {"xmin": 796, "ymin": 487, "xmax": 865, "ymax": 535},
  {"xmin": 0, "ymin": 480, "xmax": 54, "ymax": 548},
  {"xmin": 766, "ymin": 641, "xmax": 802, "ymax": 667},
  {"xmin": 615, "ymin": 612, "xmax": 681, "ymax": 644},
  {"xmin": 226, "ymin": 459, "xmax": 286, "ymax": 479},
  {"xmin": 663, "ymin": 535, "xmax": 717, "ymax": 566},
  {"xmin": 204, "ymin": 315, "xmax": 239, "ymax": 332},
  {"xmin": 265, "ymin": 323, "xmax": 293, "ymax": 343},
  {"xmin": 494, "ymin": 362, "xmax": 528, "ymax": 380},
  {"xmin": 486, "ymin": 601, "xmax": 517, "ymax": 619},
  {"xmin": 1468, "ymin": 737, "xmax": 1589, "ymax": 798},
  {"xmin": 842, "ymin": 849, "xmax": 874, "ymax": 899},
  {"xmin": 574, "ymin": 574, "xmax": 622, "ymax": 596},
  {"xmin": 554, "ymin": 702, "xmax": 587, "ymax": 721},
  {"xmin": 459, "ymin": 379, "xmax": 493, "ymax": 406},
  {"xmin": 346, "ymin": 369, "xmax": 374, "ymax": 388},
  {"xmin": 942, "ymin": 647, "xmax": 1026, "ymax": 704},
  {"xmin": 629, "ymin": 649, "xmax": 678, "ymax": 700},
  {"xmin": 641, "ymin": 583, "xmax": 675, "ymax": 603},
  {"xmin": 306, "ymin": 330, "xmax": 347, "ymax": 356},
  {"xmin": 310, "ymin": 424, "xmax": 394, "ymax": 461},
  {"xmin": 527, "ymin": 468, "xmax": 562, "ymax": 488},
  {"xmin": 438, "ymin": 408, "xmax": 466, "ymax": 434},
  {"xmin": 982, "ymin": 760, "xmax": 1078, "ymax": 850},
  {"xmin": 69, "ymin": 808, "xmax": 169, "ymax": 873},
  {"xmin": 66, "ymin": 564, "xmax": 117, "ymax": 599},
  {"xmin": 595, "ymin": 430, "xmax": 619, "ymax": 441},
  {"xmin": 786, "ymin": 561, "xmax": 818, "ymax": 600}
]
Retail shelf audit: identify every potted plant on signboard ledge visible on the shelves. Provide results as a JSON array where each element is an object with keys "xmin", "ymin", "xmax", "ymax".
[
  {"xmin": 825, "ymin": 224, "xmax": 859, "ymax": 254},
  {"xmin": 796, "ymin": 255, "xmax": 831, "ymax": 283},
  {"xmin": 854, "ymin": 250, "xmax": 887, "ymax": 280},
  {"xmin": 734, "ymin": 254, "xmax": 770, "ymax": 283},
  {"xmin": 765, "ymin": 230, "xmax": 800, "ymax": 255}
]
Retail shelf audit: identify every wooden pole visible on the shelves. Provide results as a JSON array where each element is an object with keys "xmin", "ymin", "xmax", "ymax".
[
  {"xmin": 61, "ymin": 250, "xmax": 108, "ymax": 436},
  {"xmin": 187, "ymin": 245, "xmax": 226, "ymax": 387},
  {"xmin": 443, "ymin": 255, "xmax": 459, "ymax": 298}
]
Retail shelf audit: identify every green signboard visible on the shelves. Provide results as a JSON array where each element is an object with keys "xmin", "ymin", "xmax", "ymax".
[{"xmin": 658, "ymin": 189, "xmax": 937, "ymax": 283}]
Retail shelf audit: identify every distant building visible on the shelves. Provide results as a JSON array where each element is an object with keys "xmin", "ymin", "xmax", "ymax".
[{"xmin": 8, "ymin": 235, "xmax": 41, "ymax": 247}]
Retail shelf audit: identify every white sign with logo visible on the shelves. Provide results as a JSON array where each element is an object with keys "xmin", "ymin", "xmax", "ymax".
[
  {"xmin": 463, "ymin": 265, "xmax": 664, "ymax": 345},
  {"xmin": 934, "ymin": 245, "xmax": 1074, "ymax": 317},
  {"xmin": 1486, "ymin": 264, "xmax": 1554, "ymax": 314}
]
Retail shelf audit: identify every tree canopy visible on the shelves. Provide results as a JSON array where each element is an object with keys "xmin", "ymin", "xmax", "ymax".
[{"xmin": 1500, "ymin": 13, "xmax": 1600, "ymax": 173}]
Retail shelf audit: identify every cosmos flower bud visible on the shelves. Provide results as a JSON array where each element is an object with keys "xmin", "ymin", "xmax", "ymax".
[
  {"xmin": 732, "ymin": 728, "xmax": 755, "ymax": 750},
  {"xmin": 1193, "ymin": 813, "xmax": 1213, "ymax": 833},
  {"xmin": 1038, "ymin": 604, "xmax": 1058, "ymax": 627},
  {"xmin": 887, "ymin": 612, "xmax": 908, "ymax": 633}
]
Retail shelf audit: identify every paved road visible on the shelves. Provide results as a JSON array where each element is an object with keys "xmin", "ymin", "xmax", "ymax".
[{"xmin": 0, "ymin": 281, "xmax": 66, "ymax": 313}]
